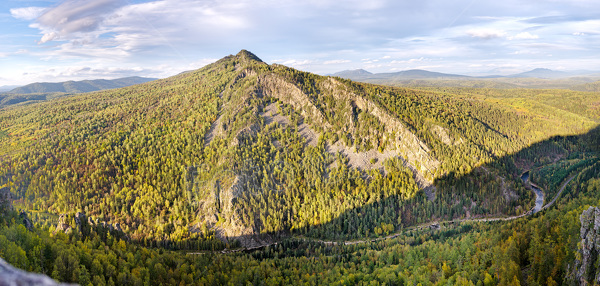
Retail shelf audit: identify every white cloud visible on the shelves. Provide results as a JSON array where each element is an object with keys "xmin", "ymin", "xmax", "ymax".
[
  {"xmin": 364, "ymin": 63, "xmax": 384, "ymax": 69},
  {"xmin": 280, "ymin": 59, "xmax": 313, "ymax": 66},
  {"xmin": 518, "ymin": 42, "xmax": 584, "ymax": 51},
  {"xmin": 511, "ymin": 50, "xmax": 539, "ymax": 55},
  {"xmin": 10, "ymin": 7, "xmax": 46, "ymax": 20},
  {"xmin": 3, "ymin": 64, "xmax": 174, "ymax": 85},
  {"xmin": 511, "ymin": 32, "xmax": 539, "ymax": 40},
  {"xmin": 323, "ymin": 59, "xmax": 351, "ymax": 64},
  {"xmin": 415, "ymin": 65, "xmax": 443, "ymax": 70},
  {"xmin": 391, "ymin": 57, "xmax": 425, "ymax": 64},
  {"xmin": 467, "ymin": 29, "xmax": 506, "ymax": 39},
  {"xmin": 39, "ymin": 31, "xmax": 59, "ymax": 43},
  {"xmin": 34, "ymin": 0, "xmax": 126, "ymax": 44}
]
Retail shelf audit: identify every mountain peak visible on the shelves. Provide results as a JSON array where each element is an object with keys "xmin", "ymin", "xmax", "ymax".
[
  {"xmin": 511, "ymin": 68, "xmax": 568, "ymax": 79},
  {"xmin": 332, "ymin": 69, "xmax": 373, "ymax": 78},
  {"xmin": 236, "ymin": 50, "xmax": 263, "ymax": 63},
  {"xmin": 530, "ymin": 68, "xmax": 553, "ymax": 72}
]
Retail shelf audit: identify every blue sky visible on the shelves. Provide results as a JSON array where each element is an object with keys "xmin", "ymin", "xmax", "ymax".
[{"xmin": 0, "ymin": 0, "xmax": 599, "ymax": 85}]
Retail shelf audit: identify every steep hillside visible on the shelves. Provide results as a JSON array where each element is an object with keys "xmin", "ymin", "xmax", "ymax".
[{"xmin": 0, "ymin": 50, "xmax": 597, "ymax": 249}]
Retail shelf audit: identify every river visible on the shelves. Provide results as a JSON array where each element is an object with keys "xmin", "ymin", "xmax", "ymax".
[{"xmin": 520, "ymin": 171, "xmax": 544, "ymax": 213}]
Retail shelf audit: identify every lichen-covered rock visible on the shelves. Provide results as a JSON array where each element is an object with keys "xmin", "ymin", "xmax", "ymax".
[
  {"xmin": 0, "ymin": 257, "xmax": 73, "ymax": 286},
  {"xmin": 574, "ymin": 206, "xmax": 600, "ymax": 285}
]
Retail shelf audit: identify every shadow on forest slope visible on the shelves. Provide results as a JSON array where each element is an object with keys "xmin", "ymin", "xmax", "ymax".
[{"xmin": 217, "ymin": 124, "xmax": 600, "ymax": 247}]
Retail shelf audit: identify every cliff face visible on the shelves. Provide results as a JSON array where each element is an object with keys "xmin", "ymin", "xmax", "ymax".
[
  {"xmin": 574, "ymin": 206, "xmax": 600, "ymax": 285},
  {"xmin": 258, "ymin": 74, "xmax": 439, "ymax": 181}
]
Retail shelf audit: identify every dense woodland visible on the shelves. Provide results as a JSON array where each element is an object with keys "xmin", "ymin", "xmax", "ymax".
[
  {"xmin": 0, "ymin": 148, "xmax": 598, "ymax": 285},
  {"xmin": 0, "ymin": 50, "xmax": 599, "ymax": 285}
]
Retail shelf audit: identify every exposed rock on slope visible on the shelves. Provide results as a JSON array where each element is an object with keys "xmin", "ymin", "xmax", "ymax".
[
  {"xmin": 431, "ymin": 124, "xmax": 463, "ymax": 146},
  {"xmin": 0, "ymin": 187, "xmax": 12, "ymax": 213},
  {"xmin": 322, "ymin": 78, "xmax": 440, "ymax": 180},
  {"xmin": 258, "ymin": 73, "xmax": 331, "ymax": 129},
  {"xmin": 19, "ymin": 211, "xmax": 33, "ymax": 232},
  {"xmin": 255, "ymin": 73, "xmax": 440, "ymax": 181},
  {"xmin": 574, "ymin": 206, "xmax": 600, "ymax": 285}
]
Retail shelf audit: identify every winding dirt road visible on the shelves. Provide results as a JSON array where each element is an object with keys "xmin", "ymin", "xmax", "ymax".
[
  {"xmin": 291, "ymin": 174, "xmax": 576, "ymax": 246},
  {"xmin": 540, "ymin": 175, "xmax": 576, "ymax": 211},
  {"xmin": 188, "ymin": 174, "xmax": 577, "ymax": 254}
]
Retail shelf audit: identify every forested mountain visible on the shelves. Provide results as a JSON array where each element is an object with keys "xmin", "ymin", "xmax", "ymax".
[
  {"xmin": 0, "ymin": 77, "xmax": 157, "ymax": 109},
  {"xmin": 0, "ymin": 50, "xmax": 599, "ymax": 285},
  {"xmin": 4, "ymin": 76, "xmax": 157, "ymax": 94}
]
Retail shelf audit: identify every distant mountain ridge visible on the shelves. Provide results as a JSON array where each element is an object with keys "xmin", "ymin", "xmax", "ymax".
[
  {"xmin": 330, "ymin": 67, "xmax": 600, "ymax": 89},
  {"xmin": 331, "ymin": 69, "xmax": 373, "ymax": 78},
  {"xmin": 5, "ymin": 76, "xmax": 157, "ymax": 94},
  {"xmin": 332, "ymin": 69, "xmax": 468, "ymax": 80},
  {"xmin": 332, "ymin": 68, "xmax": 600, "ymax": 81},
  {"xmin": 0, "ymin": 85, "xmax": 19, "ymax": 92},
  {"xmin": 507, "ymin": 68, "xmax": 569, "ymax": 79}
]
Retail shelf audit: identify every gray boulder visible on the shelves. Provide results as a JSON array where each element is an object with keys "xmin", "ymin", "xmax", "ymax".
[{"xmin": 0, "ymin": 257, "xmax": 74, "ymax": 286}]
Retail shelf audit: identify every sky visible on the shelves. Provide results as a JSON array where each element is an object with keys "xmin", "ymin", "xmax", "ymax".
[{"xmin": 0, "ymin": 0, "xmax": 599, "ymax": 86}]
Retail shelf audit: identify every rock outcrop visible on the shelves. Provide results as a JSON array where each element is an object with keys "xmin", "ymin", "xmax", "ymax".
[
  {"xmin": 574, "ymin": 206, "xmax": 600, "ymax": 285},
  {"xmin": 53, "ymin": 214, "xmax": 71, "ymax": 234},
  {"xmin": 74, "ymin": 212, "xmax": 85, "ymax": 227},
  {"xmin": 19, "ymin": 211, "xmax": 33, "ymax": 231},
  {"xmin": 0, "ymin": 257, "xmax": 73, "ymax": 286},
  {"xmin": 321, "ymin": 78, "xmax": 440, "ymax": 181},
  {"xmin": 0, "ymin": 187, "xmax": 12, "ymax": 213},
  {"xmin": 258, "ymin": 73, "xmax": 332, "ymax": 130},
  {"xmin": 52, "ymin": 212, "xmax": 127, "ymax": 240}
]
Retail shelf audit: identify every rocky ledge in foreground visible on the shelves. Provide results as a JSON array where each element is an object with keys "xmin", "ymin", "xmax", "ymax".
[
  {"xmin": 0, "ymin": 257, "xmax": 74, "ymax": 286},
  {"xmin": 574, "ymin": 206, "xmax": 600, "ymax": 285}
]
